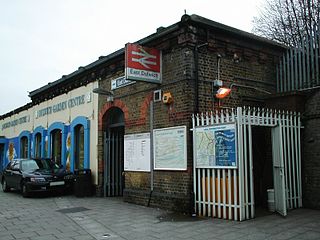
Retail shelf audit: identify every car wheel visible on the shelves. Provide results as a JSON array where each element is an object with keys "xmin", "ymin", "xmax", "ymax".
[
  {"xmin": 21, "ymin": 183, "xmax": 29, "ymax": 198},
  {"xmin": 1, "ymin": 178, "xmax": 10, "ymax": 192}
]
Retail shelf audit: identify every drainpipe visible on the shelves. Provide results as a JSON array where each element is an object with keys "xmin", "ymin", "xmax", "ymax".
[{"xmin": 191, "ymin": 43, "xmax": 208, "ymax": 215}]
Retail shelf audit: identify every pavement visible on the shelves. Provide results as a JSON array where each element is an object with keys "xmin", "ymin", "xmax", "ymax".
[{"xmin": 0, "ymin": 190, "xmax": 320, "ymax": 240}]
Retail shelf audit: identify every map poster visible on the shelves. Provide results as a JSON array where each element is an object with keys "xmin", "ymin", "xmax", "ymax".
[
  {"xmin": 153, "ymin": 126, "xmax": 187, "ymax": 170},
  {"xmin": 215, "ymin": 129, "xmax": 236, "ymax": 166},
  {"xmin": 195, "ymin": 123, "xmax": 237, "ymax": 168}
]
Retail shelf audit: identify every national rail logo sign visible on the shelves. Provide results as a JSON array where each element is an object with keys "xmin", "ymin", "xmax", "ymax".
[{"xmin": 125, "ymin": 43, "xmax": 162, "ymax": 84}]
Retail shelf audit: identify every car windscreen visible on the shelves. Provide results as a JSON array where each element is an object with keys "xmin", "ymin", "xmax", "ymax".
[
  {"xmin": 21, "ymin": 159, "xmax": 58, "ymax": 171},
  {"xmin": 21, "ymin": 160, "xmax": 40, "ymax": 171}
]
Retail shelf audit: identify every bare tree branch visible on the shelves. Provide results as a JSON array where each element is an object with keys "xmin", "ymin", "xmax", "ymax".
[{"xmin": 253, "ymin": 0, "xmax": 319, "ymax": 46}]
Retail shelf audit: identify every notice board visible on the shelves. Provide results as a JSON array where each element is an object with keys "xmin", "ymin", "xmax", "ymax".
[
  {"xmin": 195, "ymin": 123, "xmax": 237, "ymax": 168},
  {"xmin": 153, "ymin": 126, "xmax": 187, "ymax": 170},
  {"xmin": 124, "ymin": 133, "xmax": 150, "ymax": 172}
]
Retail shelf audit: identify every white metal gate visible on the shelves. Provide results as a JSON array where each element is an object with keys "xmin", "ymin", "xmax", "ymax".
[
  {"xmin": 272, "ymin": 126, "xmax": 287, "ymax": 216},
  {"xmin": 192, "ymin": 107, "xmax": 302, "ymax": 221}
]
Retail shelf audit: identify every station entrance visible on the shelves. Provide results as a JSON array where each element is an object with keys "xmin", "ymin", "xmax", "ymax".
[
  {"xmin": 192, "ymin": 107, "xmax": 302, "ymax": 221},
  {"xmin": 103, "ymin": 107, "xmax": 125, "ymax": 197}
]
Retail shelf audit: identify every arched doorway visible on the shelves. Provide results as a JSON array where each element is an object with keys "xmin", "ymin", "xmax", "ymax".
[{"xmin": 103, "ymin": 107, "xmax": 125, "ymax": 197}]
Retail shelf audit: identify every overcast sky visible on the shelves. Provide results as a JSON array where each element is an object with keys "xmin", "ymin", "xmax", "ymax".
[{"xmin": 0, "ymin": 0, "xmax": 262, "ymax": 115}]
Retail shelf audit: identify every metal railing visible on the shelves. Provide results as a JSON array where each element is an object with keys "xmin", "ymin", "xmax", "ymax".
[{"xmin": 277, "ymin": 25, "xmax": 320, "ymax": 92}]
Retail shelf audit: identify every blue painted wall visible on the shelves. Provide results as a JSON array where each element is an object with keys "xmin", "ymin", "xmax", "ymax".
[{"xmin": 0, "ymin": 116, "xmax": 90, "ymax": 172}]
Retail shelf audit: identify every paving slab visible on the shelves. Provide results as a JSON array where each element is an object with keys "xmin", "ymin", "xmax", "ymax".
[{"xmin": 1, "ymin": 190, "xmax": 320, "ymax": 240}]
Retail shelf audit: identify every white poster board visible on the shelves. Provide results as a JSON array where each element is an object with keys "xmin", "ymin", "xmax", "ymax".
[
  {"xmin": 153, "ymin": 126, "xmax": 187, "ymax": 170},
  {"xmin": 124, "ymin": 133, "xmax": 150, "ymax": 172}
]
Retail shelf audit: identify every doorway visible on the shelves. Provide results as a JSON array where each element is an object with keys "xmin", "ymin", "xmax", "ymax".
[
  {"xmin": 252, "ymin": 127, "xmax": 274, "ymax": 216},
  {"xmin": 103, "ymin": 107, "xmax": 125, "ymax": 197}
]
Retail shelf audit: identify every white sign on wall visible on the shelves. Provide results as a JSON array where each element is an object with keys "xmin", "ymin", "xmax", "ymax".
[
  {"xmin": 153, "ymin": 126, "xmax": 187, "ymax": 170},
  {"xmin": 124, "ymin": 132, "xmax": 150, "ymax": 172},
  {"xmin": 111, "ymin": 76, "xmax": 135, "ymax": 90}
]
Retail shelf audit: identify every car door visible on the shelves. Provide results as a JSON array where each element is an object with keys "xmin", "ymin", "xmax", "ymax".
[
  {"xmin": 3, "ymin": 161, "xmax": 14, "ymax": 187},
  {"xmin": 11, "ymin": 160, "xmax": 22, "ymax": 190}
]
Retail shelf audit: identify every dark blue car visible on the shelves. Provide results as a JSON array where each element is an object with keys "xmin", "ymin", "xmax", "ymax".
[{"xmin": 0, "ymin": 158, "xmax": 74, "ymax": 197}]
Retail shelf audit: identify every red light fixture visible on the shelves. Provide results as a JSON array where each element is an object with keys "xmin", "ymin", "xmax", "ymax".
[{"xmin": 215, "ymin": 87, "xmax": 231, "ymax": 99}]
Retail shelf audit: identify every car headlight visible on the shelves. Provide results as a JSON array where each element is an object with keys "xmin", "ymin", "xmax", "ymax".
[{"xmin": 30, "ymin": 177, "xmax": 46, "ymax": 182}]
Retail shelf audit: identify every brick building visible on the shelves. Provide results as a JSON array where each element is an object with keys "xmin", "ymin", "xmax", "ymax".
[
  {"xmin": 1, "ymin": 14, "xmax": 293, "ymax": 217},
  {"xmin": 95, "ymin": 14, "xmax": 286, "ymax": 212}
]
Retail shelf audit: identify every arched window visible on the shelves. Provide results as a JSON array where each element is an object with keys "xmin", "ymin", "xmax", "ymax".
[
  {"xmin": 74, "ymin": 125, "xmax": 85, "ymax": 170},
  {"xmin": 51, "ymin": 129, "xmax": 62, "ymax": 165},
  {"xmin": 70, "ymin": 117, "xmax": 90, "ymax": 172},
  {"xmin": 20, "ymin": 136, "xmax": 28, "ymax": 158},
  {"xmin": 48, "ymin": 122, "xmax": 67, "ymax": 168},
  {"xmin": 0, "ymin": 140, "xmax": 6, "ymax": 172},
  {"xmin": 34, "ymin": 133, "xmax": 42, "ymax": 158},
  {"xmin": 33, "ymin": 126, "xmax": 46, "ymax": 158},
  {"xmin": 19, "ymin": 131, "xmax": 31, "ymax": 159}
]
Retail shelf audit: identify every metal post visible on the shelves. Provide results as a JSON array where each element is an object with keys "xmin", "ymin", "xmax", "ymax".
[
  {"xmin": 192, "ymin": 114, "xmax": 197, "ymax": 215},
  {"xmin": 147, "ymin": 100, "xmax": 154, "ymax": 206},
  {"xmin": 237, "ymin": 107, "xmax": 245, "ymax": 221},
  {"xmin": 150, "ymin": 101, "xmax": 154, "ymax": 194},
  {"xmin": 103, "ymin": 132, "xmax": 107, "ymax": 198}
]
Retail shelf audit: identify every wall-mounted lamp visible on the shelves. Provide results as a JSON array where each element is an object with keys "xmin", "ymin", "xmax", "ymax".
[
  {"xmin": 215, "ymin": 83, "xmax": 271, "ymax": 99},
  {"xmin": 215, "ymin": 87, "xmax": 231, "ymax": 99},
  {"xmin": 92, "ymin": 88, "xmax": 114, "ymax": 102}
]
